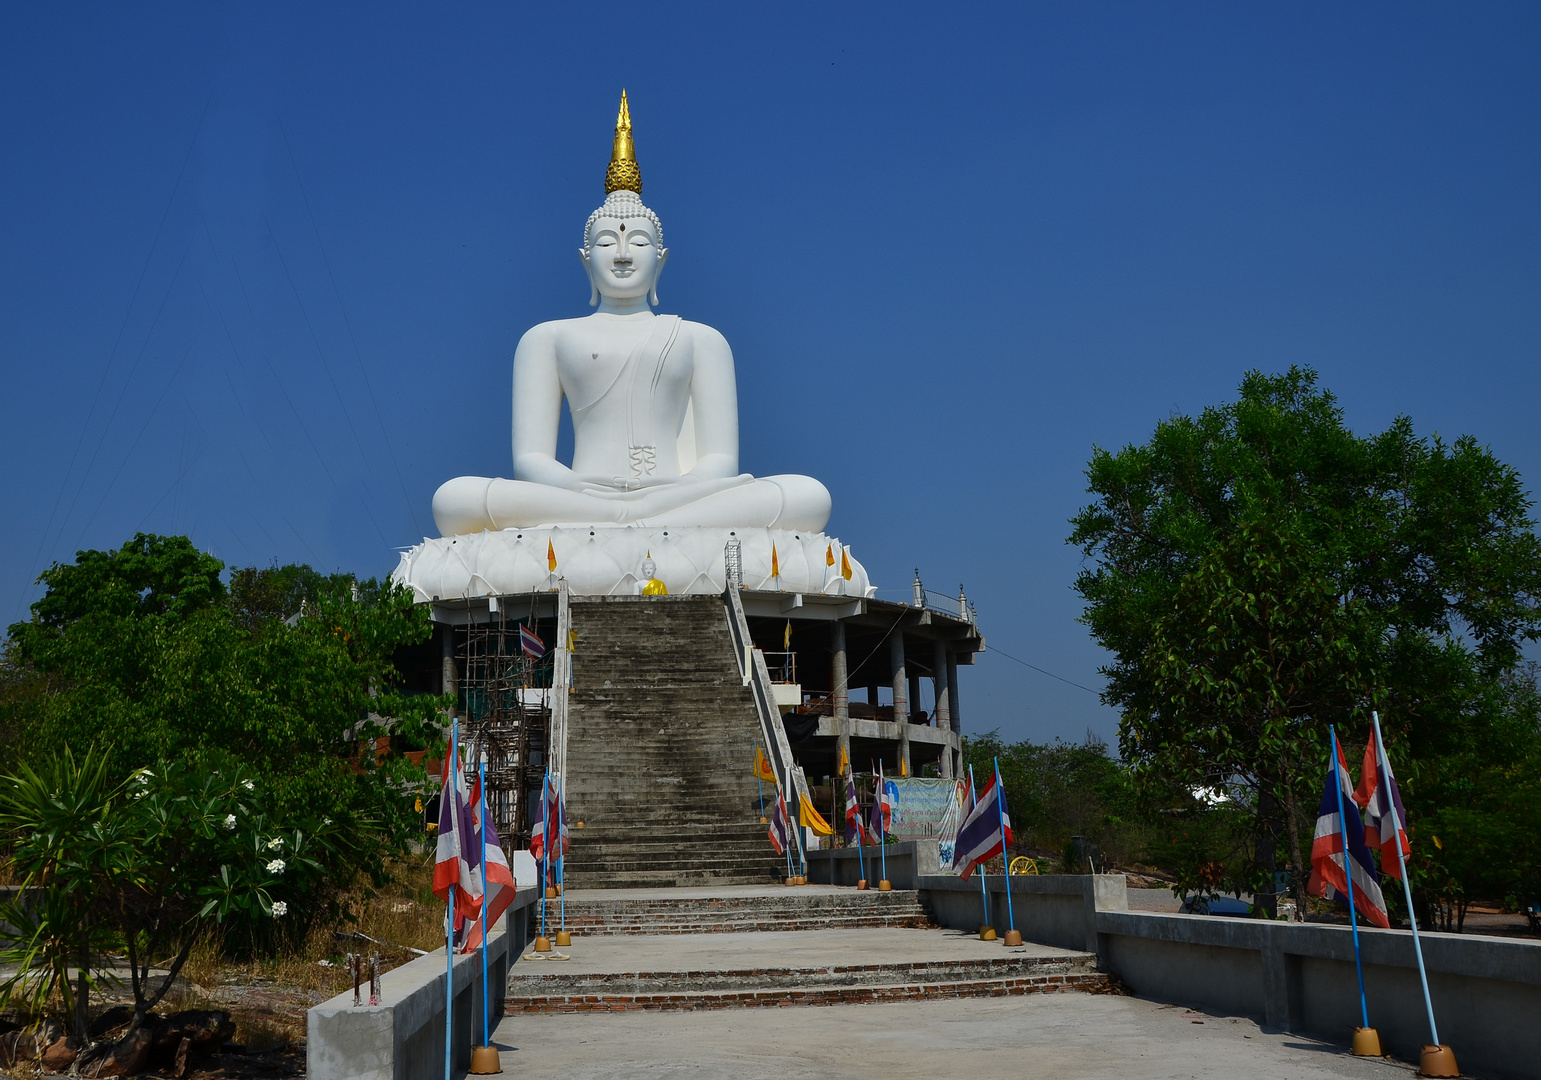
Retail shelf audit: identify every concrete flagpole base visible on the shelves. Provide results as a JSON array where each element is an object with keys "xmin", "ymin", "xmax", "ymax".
[
  {"xmin": 1419, "ymin": 1045, "xmax": 1459, "ymax": 1077},
  {"xmin": 1352, "ymin": 1028, "xmax": 1382, "ymax": 1056},
  {"xmin": 878, "ymin": 880, "xmax": 892, "ymax": 891},
  {"xmin": 554, "ymin": 930, "xmax": 572, "ymax": 947},
  {"xmin": 468, "ymin": 1046, "xmax": 502, "ymax": 1074},
  {"xmin": 544, "ymin": 887, "xmax": 558, "ymax": 899},
  {"xmin": 978, "ymin": 926, "xmax": 996, "ymax": 941},
  {"xmin": 856, "ymin": 879, "xmax": 868, "ymax": 890},
  {"xmin": 532, "ymin": 936, "xmax": 552, "ymax": 953},
  {"xmin": 1003, "ymin": 930, "xmax": 1023, "ymax": 946}
]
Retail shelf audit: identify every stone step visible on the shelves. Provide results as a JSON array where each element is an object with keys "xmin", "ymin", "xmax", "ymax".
[
  {"xmin": 558, "ymin": 914, "xmax": 936, "ymax": 936},
  {"xmin": 510, "ymin": 952, "xmax": 1095, "ymax": 996}
]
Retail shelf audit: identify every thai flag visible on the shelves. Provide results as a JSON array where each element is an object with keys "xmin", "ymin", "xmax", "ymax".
[
  {"xmin": 432, "ymin": 742, "xmax": 484, "ymax": 923},
  {"xmin": 528, "ymin": 774, "xmax": 568, "ymax": 862},
  {"xmin": 952, "ymin": 772, "xmax": 1012, "ymax": 882},
  {"xmin": 843, "ymin": 771, "xmax": 869, "ymax": 844},
  {"xmin": 869, "ymin": 764, "xmax": 898, "ymax": 839},
  {"xmin": 460, "ymin": 774, "xmax": 518, "ymax": 953},
  {"xmin": 1308, "ymin": 739, "xmax": 1389, "ymax": 928},
  {"xmin": 520, "ymin": 624, "xmax": 546, "ymax": 659},
  {"xmin": 768, "ymin": 790, "xmax": 790, "ymax": 856},
  {"xmin": 942, "ymin": 778, "xmax": 978, "ymax": 875},
  {"xmin": 1353, "ymin": 728, "xmax": 1411, "ymax": 881}
]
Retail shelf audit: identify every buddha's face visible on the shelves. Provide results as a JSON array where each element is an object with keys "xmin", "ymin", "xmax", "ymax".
[
  {"xmin": 640, "ymin": 558, "xmax": 658, "ymax": 579},
  {"xmin": 583, "ymin": 216, "xmax": 667, "ymax": 303}
]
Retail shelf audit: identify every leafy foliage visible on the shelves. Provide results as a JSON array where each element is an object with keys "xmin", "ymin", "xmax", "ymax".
[
  {"xmin": 2, "ymin": 535, "xmax": 449, "ymax": 944},
  {"xmin": 1068, "ymin": 367, "xmax": 1541, "ymax": 912}
]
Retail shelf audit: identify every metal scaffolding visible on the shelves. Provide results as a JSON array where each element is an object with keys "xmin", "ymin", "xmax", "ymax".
[{"xmin": 456, "ymin": 605, "xmax": 554, "ymax": 850}]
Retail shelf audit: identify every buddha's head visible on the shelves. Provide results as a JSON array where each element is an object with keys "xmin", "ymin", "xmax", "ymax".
[
  {"xmin": 581, "ymin": 189, "xmax": 667, "ymax": 308},
  {"xmin": 640, "ymin": 556, "xmax": 658, "ymax": 580},
  {"xmin": 579, "ymin": 91, "xmax": 668, "ymax": 309}
]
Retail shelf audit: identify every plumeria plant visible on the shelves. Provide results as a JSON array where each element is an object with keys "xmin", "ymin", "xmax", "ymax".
[{"xmin": 0, "ymin": 748, "xmax": 345, "ymax": 1041}]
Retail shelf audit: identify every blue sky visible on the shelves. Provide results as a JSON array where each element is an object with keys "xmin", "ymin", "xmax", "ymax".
[{"xmin": 2, "ymin": 4, "xmax": 1538, "ymax": 745}]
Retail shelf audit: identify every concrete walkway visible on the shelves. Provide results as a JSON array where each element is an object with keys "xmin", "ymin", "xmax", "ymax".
[{"xmin": 492, "ymin": 993, "xmax": 1422, "ymax": 1079}]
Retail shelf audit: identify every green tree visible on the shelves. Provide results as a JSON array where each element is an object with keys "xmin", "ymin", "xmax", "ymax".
[
  {"xmin": 4, "ymin": 535, "xmax": 449, "ymax": 931},
  {"xmin": 1069, "ymin": 367, "xmax": 1541, "ymax": 913}
]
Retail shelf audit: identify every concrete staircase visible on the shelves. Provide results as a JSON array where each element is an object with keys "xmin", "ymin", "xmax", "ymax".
[
  {"xmin": 509, "ymin": 887, "xmax": 1108, "ymax": 1013},
  {"xmin": 559, "ymin": 887, "xmax": 934, "ymax": 936},
  {"xmin": 561, "ymin": 595, "xmax": 785, "ymax": 888}
]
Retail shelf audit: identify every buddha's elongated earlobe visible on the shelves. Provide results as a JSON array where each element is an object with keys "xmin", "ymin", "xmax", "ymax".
[
  {"xmin": 579, "ymin": 248, "xmax": 599, "ymax": 306},
  {"xmin": 650, "ymin": 248, "xmax": 669, "ymax": 307}
]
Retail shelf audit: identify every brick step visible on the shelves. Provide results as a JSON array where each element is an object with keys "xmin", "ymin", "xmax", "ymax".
[
  {"xmin": 557, "ymin": 915, "xmax": 936, "ymax": 936},
  {"xmin": 509, "ymin": 952, "xmax": 1094, "ymax": 997},
  {"xmin": 504, "ymin": 971, "xmax": 1110, "ymax": 1013},
  {"xmin": 561, "ymin": 870, "xmax": 784, "ymax": 889}
]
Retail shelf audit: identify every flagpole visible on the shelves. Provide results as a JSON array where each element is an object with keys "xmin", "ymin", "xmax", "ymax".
[
  {"xmin": 968, "ymin": 766, "xmax": 990, "ymax": 929},
  {"xmin": 478, "ymin": 757, "xmax": 489, "ymax": 1050},
  {"xmin": 444, "ymin": 720, "xmax": 456, "ymax": 1080},
  {"xmin": 540, "ymin": 768, "xmax": 550, "ymax": 939},
  {"xmin": 557, "ymin": 772, "xmax": 567, "ymax": 938},
  {"xmin": 993, "ymin": 758, "xmax": 1016, "ymax": 938},
  {"xmin": 877, "ymin": 763, "xmax": 889, "ymax": 887},
  {"xmin": 1373, "ymin": 711, "xmax": 1440, "ymax": 1047},
  {"xmin": 1329, "ymin": 726, "xmax": 1372, "ymax": 1032}
]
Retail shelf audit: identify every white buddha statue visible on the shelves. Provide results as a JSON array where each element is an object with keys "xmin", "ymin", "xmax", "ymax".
[{"xmin": 431, "ymin": 91, "xmax": 831, "ymax": 538}]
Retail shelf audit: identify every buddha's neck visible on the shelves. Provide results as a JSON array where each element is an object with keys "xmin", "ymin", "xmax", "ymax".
[{"xmin": 595, "ymin": 295, "xmax": 653, "ymax": 316}]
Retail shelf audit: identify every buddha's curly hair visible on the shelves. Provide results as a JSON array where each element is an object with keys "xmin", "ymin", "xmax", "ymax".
[{"xmin": 583, "ymin": 189, "xmax": 663, "ymax": 253}]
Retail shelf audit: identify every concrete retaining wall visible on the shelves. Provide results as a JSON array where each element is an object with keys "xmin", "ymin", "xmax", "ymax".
[
  {"xmin": 307, "ymin": 888, "xmax": 536, "ymax": 1080},
  {"xmin": 909, "ymin": 870, "xmax": 1541, "ymax": 1080},
  {"xmin": 806, "ymin": 840, "xmax": 939, "ymax": 890}
]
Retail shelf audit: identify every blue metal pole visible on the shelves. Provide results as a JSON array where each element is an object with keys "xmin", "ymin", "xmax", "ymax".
[
  {"xmin": 444, "ymin": 720, "xmax": 456, "ymax": 1080},
  {"xmin": 877, "ymin": 764, "xmax": 889, "ymax": 884},
  {"xmin": 557, "ymin": 772, "xmax": 566, "ymax": 934},
  {"xmin": 1330, "ymin": 726, "xmax": 1371, "ymax": 1031},
  {"xmin": 968, "ymin": 766, "xmax": 989, "ymax": 926},
  {"xmin": 478, "ymin": 758, "xmax": 489, "ymax": 1048},
  {"xmin": 539, "ymin": 769, "xmax": 549, "ymax": 938},
  {"xmin": 994, "ymin": 758, "xmax": 1015, "ymax": 935},
  {"xmin": 1373, "ymin": 711, "xmax": 1440, "ymax": 1046}
]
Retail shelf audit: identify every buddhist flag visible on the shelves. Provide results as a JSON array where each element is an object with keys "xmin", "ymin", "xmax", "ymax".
[
  {"xmin": 753, "ymin": 745, "xmax": 778, "ymax": 783},
  {"xmin": 547, "ymin": 539, "xmax": 557, "ymax": 572},
  {"xmin": 799, "ymin": 791, "xmax": 834, "ymax": 837},
  {"xmin": 837, "ymin": 742, "xmax": 849, "ymax": 776},
  {"xmin": 841, "ymin": 547, "xmax": 852, "ymax": 581},
  {"xmin": 783, "ymin": 620, "xmax": 792, "ymax": 650},
  {"xmin": 771, "ymin": 543, "xmax": 780, "ymax": 578},
  {"xmin": 825, "ymin": 543, "xmax": 835, "ymax": 567}
]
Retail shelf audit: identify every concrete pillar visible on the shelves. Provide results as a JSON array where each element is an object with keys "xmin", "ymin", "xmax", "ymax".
[
  {"xmin": 932, "ymin": 640, "xmax": 951, "ymax": 731},
  {"xmin": 891, "ymin": 633, "xmax": 910, "ymax": 776},
  {"xmin": 908, "ymin": 673, "xmax": 922, "ymax": 723},
  {"xmin": 832, "ymin": 621, "xmax": 850, "ymax": 781},
  {"xmin": 441, "ymin": 624, "xmax": 458, "ymax": 718},
  {"xmin": 947, "ymin": 651, "xmax": 960, "ymax": 734}
]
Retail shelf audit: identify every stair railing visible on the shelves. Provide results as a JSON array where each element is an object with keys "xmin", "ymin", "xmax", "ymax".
[
  {"xmin": 722, "ymin": 576, "xmax": 809, "ymax": 874},
  {"xmin": 550, "ymin": 578, "xmax": 572, "ymax": 786}
]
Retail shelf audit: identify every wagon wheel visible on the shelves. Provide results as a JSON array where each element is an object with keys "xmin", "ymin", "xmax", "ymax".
[{"xmin": 1009, "ymin": 856, "xmax": 1039, "ymax": 876}]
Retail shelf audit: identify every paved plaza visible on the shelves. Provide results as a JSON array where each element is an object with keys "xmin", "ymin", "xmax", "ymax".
[{"xmin": 491, "ymin": 992, "xmax": 1421, "ymax": 1079}]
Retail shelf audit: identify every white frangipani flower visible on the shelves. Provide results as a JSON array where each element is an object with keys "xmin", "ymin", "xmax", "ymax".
[
  {"xmin": 266, "ymin": 837, "xmax": 283, "ymax": 851},
  {"xmin": 266, "ymin": 858, "xmax": 286, "ymax": 874},
  {"xmin": 271, "ymin": 901, "xmax": 289, "ymax": 916},
  {"xmin": 223, "ymin": 814, "xmax": 237, "ymax": 830},
  {"xmin": 242, "ymin": 779, "xmax": 255, "ymax": 791}
]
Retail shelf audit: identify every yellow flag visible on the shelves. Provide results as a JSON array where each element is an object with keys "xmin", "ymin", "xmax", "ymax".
[
  {"xmin": 783, "ymin": 619, "xmax": 792, "ymax": 650},
  {"xmin": 567, "ymin": 629, "xmax": 577, "ymax": 651},
  {"xmin": 799, "ymin": 792, "xmax": 834, "ymax": 836},
  {"xmin": 841, "ymin": 547, "xmax": 852, "ymax": 581},
  {"xmin": 753, "ymin": 746, "xmax": 777, "ymax": 783},
  {"xmin": 899, "ymin": 756, "xmax": 909, "ymax": 778},
  {"xmin": 837, "ymin": 743, "xmax": 849, "ymax": 776},
  {"xmin": 547, "ymin": 539, "xmax": 557, "ymax": 572},
  {"xmin": 771, "ymin": 543, "xmax": 780, "ymax": 578},
  {"xmin": 825, "ymin": 543, "xmax": 835, "ymax": 567}
]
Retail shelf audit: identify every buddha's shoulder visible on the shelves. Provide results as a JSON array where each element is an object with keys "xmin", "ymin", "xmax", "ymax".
[{"xmin": 518, "ymin": 315, "xmax": 729, "ymax": 348}]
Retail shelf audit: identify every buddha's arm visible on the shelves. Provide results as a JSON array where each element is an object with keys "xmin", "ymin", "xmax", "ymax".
[
  {"xmin": 682, "ymin": 324, "xmax": 740, "ymax": 481},
  {"xmin": 510, "ymin": 325, "xmax": 585, "ymax": 491}
]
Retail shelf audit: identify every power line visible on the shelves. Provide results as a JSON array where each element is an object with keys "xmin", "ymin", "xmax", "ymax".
[{"xmin": 983, "ymin": 644, "xmax": 1102, "ymax": 696}]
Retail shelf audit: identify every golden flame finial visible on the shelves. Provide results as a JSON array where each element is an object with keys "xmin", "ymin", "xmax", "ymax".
[{"xmin": 605, "ymin": 89, "xmax": 642, "ymax": 195}]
